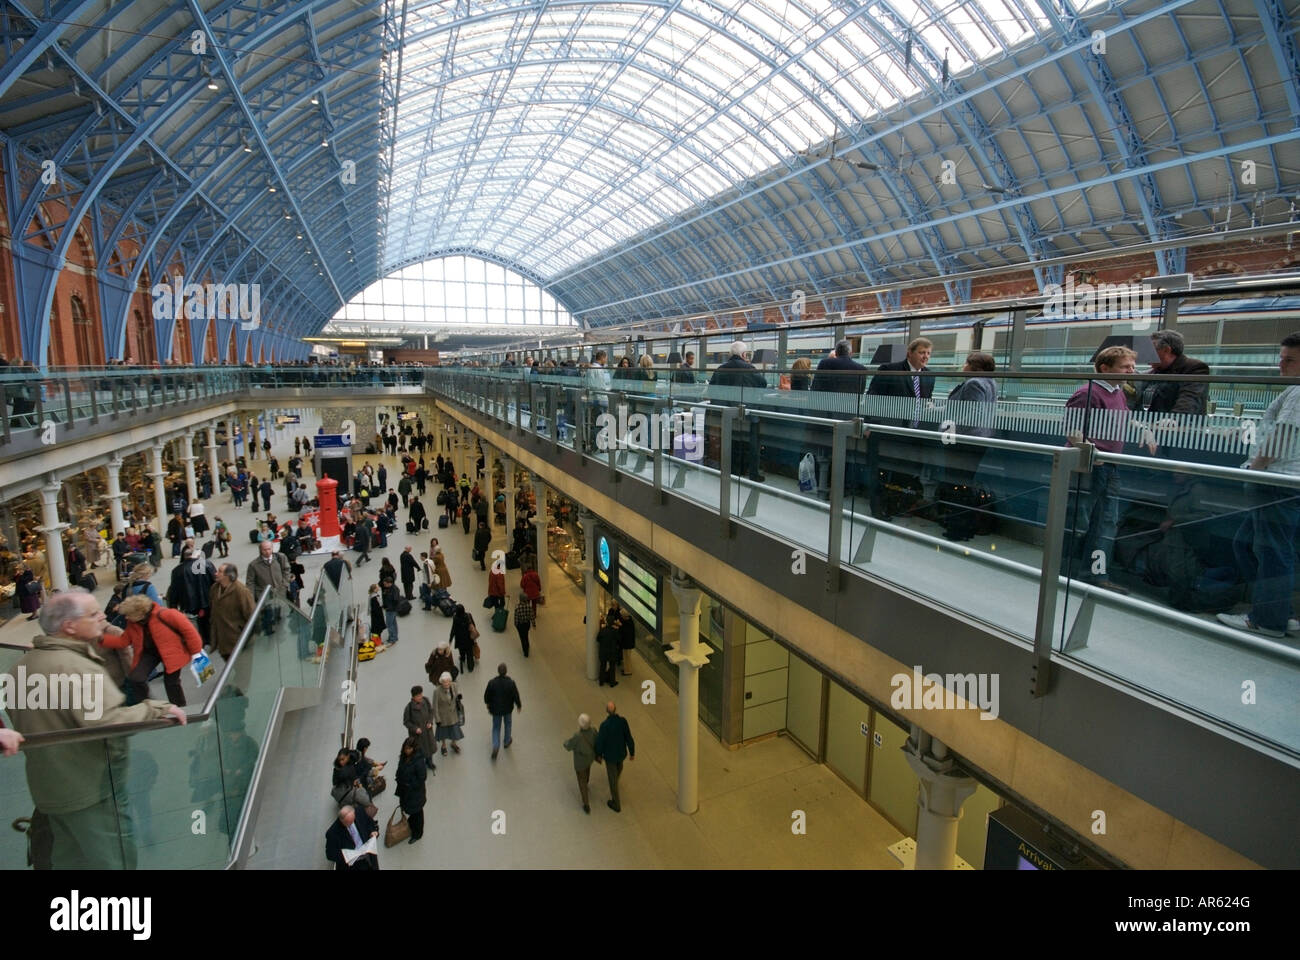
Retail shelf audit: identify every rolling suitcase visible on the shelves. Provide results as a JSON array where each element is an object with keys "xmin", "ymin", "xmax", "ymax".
[{"xmin": 438, "ymin": 515, "xmax": 449, "ymax": 529}]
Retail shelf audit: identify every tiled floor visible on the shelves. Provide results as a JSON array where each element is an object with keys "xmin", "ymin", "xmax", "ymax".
[{"xmin": 7, "ymin": 406, "xmax": 906, "ymax": 869}]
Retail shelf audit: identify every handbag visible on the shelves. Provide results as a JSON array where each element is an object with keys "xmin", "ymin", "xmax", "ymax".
[
  {"xmin": 455, "ymin": 694, "xmax": 466, "ymax": 727},
  {"xmin": 383, "ymin": 806, "xmax": 410, "ymax": 848},
  {"xmin": 369, "ymin": 774, "xmax": 387, "ymax": 796},
  {"xmin": 467, "ymin": 621, "xmax": 480, "ymax": 641}
]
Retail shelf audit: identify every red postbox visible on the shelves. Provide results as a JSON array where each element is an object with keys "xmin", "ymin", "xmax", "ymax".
[{"xmin": 316, "ymin": 477, "xmax": 340, "ymax": 537}]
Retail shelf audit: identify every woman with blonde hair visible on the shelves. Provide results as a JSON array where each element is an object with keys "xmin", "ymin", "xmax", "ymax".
[{"xmin": 104, "ymin": 593, "xmax": 203, "ymax": 706}]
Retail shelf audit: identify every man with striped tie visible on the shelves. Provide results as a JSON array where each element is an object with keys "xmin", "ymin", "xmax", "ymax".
[
  {"xmin": 865, "ymin": 338, "xmax": 935, "ymax": 520},
  {"xmin": 868, "ymin": 337, "xmax": 935, "ymax": 402}
]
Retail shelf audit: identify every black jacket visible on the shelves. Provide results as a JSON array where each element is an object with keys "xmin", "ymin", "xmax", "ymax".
[
  {"xmin": 1143, "ymin": 353, "xmax": 1210, "ymax": 415},
  {"xmin": 812, "ymin": 355, "xmax": 868, "ymax": 394},
  {"xmin": 708, "ymin": 356, "xmax": 766, "ymax": 393},
  {"xmin": 399, "ymin": 551, "xmax": 419, "ymax": 583},
  {"xmin": 473, "ymin": 527, "xmax": 492, "ymax": 554},
  {"xmin": 381, "ymin": 582, "xmax": 401, "ymax": 612},
  {"xmin": 483, "ymin": 674, "xmax": 521, "ymax": 716},
  {"xmin": 325, "ymin": 808, "xmax": 378, "ymax": 870},
  {"xmin": 448, "ymin": 609, "xmax": 473, "ymax": 649},
  {"xmin": 868, "ymin": 360, "xmax": 934, "ymax": 399},
  {"xmin": 597, "ymin": 623, "xmax": 620, "ymax": 661},
  {"xmin": 166, "ymin": 559, "xmax": 214, "ymax": 614},
  {"xmin": 323, "ymin": 556, "xmax": 349, "ymax": 590},
  {"xmin": 369, "ymin": 596, "xmax": 385, "ymax": 637},
  {"xmin": 395, "ymin": 752, "xmax": 427, "ymax": 814},
  {"xmin": 409, "ymin": 501, "xmax": 427, "ymax": 528}
]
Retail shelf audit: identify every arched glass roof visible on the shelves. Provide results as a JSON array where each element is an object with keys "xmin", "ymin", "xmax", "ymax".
[
  {"xmin": 382, "ymin": 0, "xmax": 1087, "ymax": 276},
  {"xmin": 3, "ymin": 0, "xmax": 1295, "ymax": 354},
  {"xmin": 322, "ymin": 255, "xmax": 577, "ymax": 338}
]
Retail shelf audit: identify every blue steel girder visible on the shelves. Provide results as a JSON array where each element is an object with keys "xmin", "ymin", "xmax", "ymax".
[
  {"xmin": 0, "ymin": 0, "xmax": 100, "ymax": 100},
  {"xmin": 549, "ymin": 0, "xmax": 1200, "ymax": 295},
  {"xmin": 580, "ymin": 126, "xmax": 1300, "ymax": 317},
  {"xmin": 186, "ymin": 0, "xmax": 344, "ymax": 306},
  {"xmin": 2, "ymin": 0, "xmax": 339, "ymax": 358},
  {"xmin": 1254, "ymin": 0, "xmax": 1300, "ymax": 126},
  {"xmin": 871, "ymin": 0, "xmax": 1058, "ymax": 291},
  {"xmin": 1034, "ymin": 0, "xmax": 1177, "ymax": 273}
]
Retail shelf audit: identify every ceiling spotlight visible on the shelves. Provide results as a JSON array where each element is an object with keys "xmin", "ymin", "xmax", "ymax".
[
  {"xmin": 268, "ymin": 185, "xmax": 277, "ymax": 192},
  {"xmin": 243, "ymin": 141, "xmax": 252, "ymax": 153},
  {"xmin": 206, "ymin": 73, "xmax": 218, "ymax": 91},
  {"xmin": 296, "ymin": 233, "xmax": 303, "ymax": 239},
  {"xmin": 981, "ymin": 181, "xmax": 1006, "ymax": 194},
  {"xmin": 321, "ymin": 137, "xmax": 329, "ymax": 147},
  {"xmin": 284, "ymin": 212, "xmax": 292, "ymax": 220},
  {"xmin": 310, "ymin": 94, "xmax": 319, "ymax": 105}
]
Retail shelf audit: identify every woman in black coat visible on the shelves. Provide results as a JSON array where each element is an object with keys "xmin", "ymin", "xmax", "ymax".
[
  {"xmin": 331, "ymin": 748, "xmax": 372, "ymax": 808},
  {"xmin": 368, "ymin": 585, "xmax": 386, "ymax": 642},
  {"xmin": 394, "ymin": 736, "xmax": 427, "ymax": 843},
  {"xmin": 473, "ymin": 521, "xmax": 492, "ymax": 571},
  {"xmin": 408, "ymin": 497, "xmax": 427, "ymax": 532},
  {"xmin": 618, "ymin": 608, "xmax": 637, "ymax": 676},
  {"xmin": 449, "ymin": 604, "xmax": 476, "ymax": 674}
]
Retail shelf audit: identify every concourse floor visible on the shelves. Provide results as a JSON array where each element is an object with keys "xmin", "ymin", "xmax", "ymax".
[{"xmin": 241, "ymin": 409, "xmax": 906, "ymax": 869}]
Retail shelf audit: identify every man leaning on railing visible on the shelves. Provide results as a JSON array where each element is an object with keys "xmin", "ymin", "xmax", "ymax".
[
  {"xmin": 1216, "ymin": 332, "xmax": 1300, "ymax": 640},
  {"xmin": 3, "ymin": 587, "xmax": 186, "ymax": 870}
]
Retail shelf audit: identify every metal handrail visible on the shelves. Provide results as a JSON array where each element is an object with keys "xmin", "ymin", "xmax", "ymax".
[{"xmin": 15, "ymin": 585, "xmax": 271, "ymax": 749}]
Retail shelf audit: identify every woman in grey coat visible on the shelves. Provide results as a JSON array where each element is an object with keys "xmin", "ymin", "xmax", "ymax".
[
  {"xmin": 402, "ymin": 686, "xmax": 437, "ymax": 771},
  {"xmin": 562, "ymin": 713, "xmax": 600, "ymax": 814},
  {"xmin": 433, "ymin": 672, "xmax": 463, "ymax": 756}
]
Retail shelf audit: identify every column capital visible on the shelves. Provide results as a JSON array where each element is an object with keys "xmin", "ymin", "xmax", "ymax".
[
  {"xmin": 40, "ymin": 479, "xmax": 63, "ymax": 500},
  {"xmin": 669, "ymin": 572, "xmax": 702, "ymax": 613},
  {"xmin": 107, "ymin": 455, "xmax": 124, "ymax": 471}
]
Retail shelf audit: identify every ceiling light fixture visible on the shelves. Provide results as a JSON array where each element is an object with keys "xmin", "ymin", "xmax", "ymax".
[
  {"xmin": 269, "ymin": 185, "xmax": 277, "ymax": 192},
  {"xmin": 310, "ymin": 94, "xmax": 319, "ymax": 105},
  {"xmin": 206, "ymin": 72, "xmax": 218, "ymax": 91}
]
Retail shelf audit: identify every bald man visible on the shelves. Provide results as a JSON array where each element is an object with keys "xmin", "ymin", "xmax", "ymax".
[{"xmin": 594, "ymin": 701, "xmax": 635, "ymax": 813}]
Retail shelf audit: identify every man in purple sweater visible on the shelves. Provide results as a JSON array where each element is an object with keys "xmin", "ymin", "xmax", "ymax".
[{"xmin": 1065, "ymin": 346, "xmax": 1147, "ymax": 593}]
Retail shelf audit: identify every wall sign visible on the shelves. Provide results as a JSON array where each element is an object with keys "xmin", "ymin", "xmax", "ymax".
[{"xmin": 592, "ymin": 524, "xmax": 663, "ymax": 635}]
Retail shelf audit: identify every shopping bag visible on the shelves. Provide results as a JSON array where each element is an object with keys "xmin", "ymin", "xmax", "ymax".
[{"xmin": 798, "ymin": 453, "xmax": 816, "ymax": 493}]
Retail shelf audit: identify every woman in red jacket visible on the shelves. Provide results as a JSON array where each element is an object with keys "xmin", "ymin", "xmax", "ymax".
[{"xmin": 104, "ymin": 594, "xmax": 202, "ymax": 706}]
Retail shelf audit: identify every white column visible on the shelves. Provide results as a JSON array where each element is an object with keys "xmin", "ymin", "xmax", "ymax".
[
  {"xmin": 205, "ymin": 424, "xmax": 221, "ymax": 498},
  {"xmin": 104, "ymin": 456, "xmax": 127, "ymax": 536},
  {"xmin": 181, "ymin": 430, "xmax": 198, "ymax": 503},
  {"xmin": 666, "ymin": 573, "xmax": 707, "ymax": 814},
  {"xmin": 503, "ymin": 457, "xmax": 516, "ymax": 538},
  {"xmin": 38, "ymin": 478, "xmax": 71, "ymax": 592},
  {"xmin": 904, "ymin": 733, "xmax": 977, "ymax": 870},
  {"xmin": 582, "ymin": 511, "xmax": 599, "ymax": 681},
  {"xmin": 225, "ymin": 418, "xmax": 237, "ymax": 461},
  {"xmin": 149, "ymin": 442, "xmax": 168, "ymax": 531},
  {"xmin": 532, "ymin": 478, "xmax": 550, "ymax": 600}
]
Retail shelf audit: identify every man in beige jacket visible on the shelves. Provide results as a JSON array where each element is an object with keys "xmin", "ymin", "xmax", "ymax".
[{"xmin": 4, "ymin": 587, "xmax": 185, "ymax": 869}]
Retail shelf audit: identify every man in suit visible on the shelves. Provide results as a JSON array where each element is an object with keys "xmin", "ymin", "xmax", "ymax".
[
  {"xmin": 812, "ymin": 340, "xmax": 869, "ymax": 396},
  {"xmin": 323, "ymin": 550, "xmax": 351, "ymax": 590},
  {"xmin": 866, "ymin": 338, "xmax": 935, "ymax": 520},
  {"xmin": 594, "ymin": 701, "xmax": 635, "ymax": 812},
  {"xmin": 708, "ymin": 341, "xmax": 769, "ymax": 481},
  {"xmin": 245, "ymin": 540, "xmax": 291, "ymax": 636},
  {"xmin": 671, "ymin": 350, "xmax": 698, "ymax": 385},
  {"xmin": 868, "ymin": 337, "xmax": 935, "ymax": 400},
  {"xmin": 325, "ymin": 805, "xmax": 379, "ymax": 870},
  {"xmin": 1144, "ymin": 329, "xmax": 1210, "ymax": 420}
]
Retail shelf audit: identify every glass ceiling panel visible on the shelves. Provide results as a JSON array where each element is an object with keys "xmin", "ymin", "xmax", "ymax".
[
  {"xmin": 329, "ymin": 256, "xmax": 579, "ymax": 329},
  {"xmin": 382, "ymin": 0, "xmax": 1070, "ymax": 279}
]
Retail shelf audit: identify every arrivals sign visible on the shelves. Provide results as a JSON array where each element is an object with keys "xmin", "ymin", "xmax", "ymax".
[{"xmin": 592, "ymin": 524, "xmax": 662, "ymax": 634}]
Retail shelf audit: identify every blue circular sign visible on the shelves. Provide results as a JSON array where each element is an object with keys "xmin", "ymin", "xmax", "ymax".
[{"xmin": 598, "ymin": 536, "xmax": 611, "ymax": 571}]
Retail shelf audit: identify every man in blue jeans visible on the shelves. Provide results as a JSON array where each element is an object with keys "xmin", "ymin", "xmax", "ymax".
[
  {"xmin": 483, "ymin": 662, "xmax": 521, "ymax": 760},
  {"xmin": 1218, "ymin": 332, "xmax": 1300, "ymax": 639}
]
